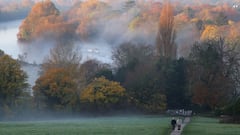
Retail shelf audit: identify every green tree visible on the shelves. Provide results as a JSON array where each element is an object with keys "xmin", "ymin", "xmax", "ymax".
[
  {"xmin": 124, "ymin": 62, "xmax": 167, "ymax": 113},
  {"xmin": 80, "ymin": 77, "xmax": 126, "ymax": 112},
  {"xmin": 112, "ymin": 42, "xmax": 155, "ymax": 83},
  {"xmin": 156, "ymin": 58, "xmax": 191, "ymax": 109},
  {"xmin": 112, "ymin": 42, "xmax": 167, "ymax": 113},
  {"xmin": 223, "ymin": 97, "xmax": 240, "ymax": 119},
  {"xmin": 0, "ymin": 53, "xmax": 28, "ymax": 118},
  {"xmin": 79, "ymin": 59, "xmax": 106, "ymax": 87}
]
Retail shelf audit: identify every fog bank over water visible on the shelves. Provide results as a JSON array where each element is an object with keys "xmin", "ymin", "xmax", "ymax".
[
  {"xmin": 0, "ymin": 19, "xmax": 53, "ymax": 64},
  {"xmin": 0, "ymin": 20, "xmax": 21, "ymax": 59},
  {"xmin": 0, "ymin": 19, "xmax": 113, "ymax": 64},
  {"xmin": 78, "ymin": 41, "xmax": 113, "ymax": 64}
]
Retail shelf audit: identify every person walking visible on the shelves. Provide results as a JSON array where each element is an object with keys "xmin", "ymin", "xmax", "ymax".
[
  {"xmin": 177, "ymin": 118, "xmax": 182, "ymax": 130},
  {"xmin": 171, "ymin": 117, "xmax": 177, "ymax": 130}
]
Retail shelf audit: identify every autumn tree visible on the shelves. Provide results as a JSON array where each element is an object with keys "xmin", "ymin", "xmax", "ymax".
[
  {"xmin": 226, "ymin": 23, "xmax": 240, "ymax": 44},
  {"xmin": 33, "ymin": 43, "xmax": 82, "ymax": 112},
  {"xmin": 67, "ymin": 0, "xmax": 108, "ymax": 40},
  {"xmin": 0, "ymin": 52, "xmax": 28, "ymax": 118},
  {"xmin": 156, "ymin": 1, "xmax": 176, "ymax": 59},
  {"xmin": 33, "ymin": 68, "xmax": 78, "ymax": 111},
  {"xmin": 200, "ymin": 25, "xmax": 223, "ymax": 41},
  {"xmin": 17, "ymin": 0, "xmax": 74, "ymax": 42},
  {"xmin": 80, "ymin": 77, "xmax": 126, "ymax": 112}
]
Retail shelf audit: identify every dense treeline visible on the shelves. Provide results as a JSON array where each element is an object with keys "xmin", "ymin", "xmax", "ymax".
[
  {"xmin": 1, "ymin": 38, "xmax": 240, "ymax": 119},
  {"xmin": 17, "ymin": 0, "xmax": 240, "ymax": 48},
  {"xmin": 1, "ymin": 0, "xmax": 240, "ymax": 121}
]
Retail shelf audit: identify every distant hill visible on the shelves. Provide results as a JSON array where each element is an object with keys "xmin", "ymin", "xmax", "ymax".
[{"xmin": 16, "ymin": 0, "xmax": 240, "ymax": 55}]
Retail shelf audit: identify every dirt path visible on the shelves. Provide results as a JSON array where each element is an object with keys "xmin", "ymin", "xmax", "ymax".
[{"xmin": 170, "ymin": 117, "xmax": 191, "ymax": 135}]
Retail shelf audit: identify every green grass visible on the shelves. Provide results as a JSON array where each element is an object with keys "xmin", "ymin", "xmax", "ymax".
[
  {"xmin": 182, "ymin": 116, "xmax": 240, "ymax": 135},
  {"xmin": 0, "ymin": 116, "xmax": 172, "ymax": 135}
]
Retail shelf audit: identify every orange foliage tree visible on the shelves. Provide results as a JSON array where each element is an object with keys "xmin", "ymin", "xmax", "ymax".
[
  {"xmin": 156, "ymin": 1, "xmax": 176, "ymax": 59},
  {"xmin": 33, "ymin": 43, "xmax": 82, "ymax": 112},
  {"xmin": 67, "ymin": 0, "xmax": 108, "ymax": 40},
  {"xmin": 200, "ymin": 25, "xmax": 223, "ymax": 41},
  {"xmin": 33, "ymin": 68, "xmax": 78, "ymax": 111},
  {"xmin": 128, "ymin": 1, "xmax": 160, "ymax": 31},
  {"xmin": 17, "ymin": 0, "xmax": 74, "ymax": 42}
]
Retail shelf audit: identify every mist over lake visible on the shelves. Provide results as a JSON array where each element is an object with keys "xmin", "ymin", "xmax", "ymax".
[
  {"xmin": 0, "ymin": 20, "xmax": 113, "ymax": 64},
  {"xmin": 0, "ymin": 20, "xmax": 22, "ymax": 59},
  {"xmin": 0, "ymin": 19, "xmax": 112, "ymax": 90}
]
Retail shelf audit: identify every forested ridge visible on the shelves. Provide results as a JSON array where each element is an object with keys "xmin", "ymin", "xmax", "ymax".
[
  {"xmin": 0, "ymin": 0, "xmax": 240, "ymax": 122},
  {"xmin": 17, "ymin": 0, "xmax": 240, "ymax": 46}
]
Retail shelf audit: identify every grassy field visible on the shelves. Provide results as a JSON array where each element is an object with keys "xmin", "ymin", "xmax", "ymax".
[
  {"xmin": 0, "ymin": 115, "xmax": 171, "ymax": 135},
  {"xmin": 182, "ymin": 116, "xmax": 240, "ymax": 135}
]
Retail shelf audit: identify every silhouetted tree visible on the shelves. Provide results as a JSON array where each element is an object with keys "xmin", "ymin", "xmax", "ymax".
[
  {"xmin": 156, "ymin": 58, "xmax": 191, "ymax": 109},
  {"xmin": 112, "ymin": 42, "xmax": 167, "ymax": 113},
  {"xmin": 188, "ymin": 38, "xmax": 240, "ymax": 110}
]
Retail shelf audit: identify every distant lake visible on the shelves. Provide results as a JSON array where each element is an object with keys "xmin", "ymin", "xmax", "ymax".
[
  {"xmin": 0, "ymin": 19, "xmax": 55, "ymax": 64},
  {"xmin": 0, "ymin": 19, "xmax": 22, "ymax": 59},
  {"xmin": 0, "ymin": 19, "xmax": 40, "ymax": 90},
  {"xmin": 0, "ymin": 19, "xmax": 113, "ymax": 64}
]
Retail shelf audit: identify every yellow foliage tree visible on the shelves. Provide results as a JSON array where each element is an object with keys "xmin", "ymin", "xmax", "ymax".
[
  {"xmin": 80, "ymin": 76, "xmax": 126, "ymax": 111},
  {"xmin": 200, "ymin": 25, "xmax": 222, "ymax": 41},
  {"xmin": 227, "ymin": 25, "xmax": 240, "ymax": 44}
]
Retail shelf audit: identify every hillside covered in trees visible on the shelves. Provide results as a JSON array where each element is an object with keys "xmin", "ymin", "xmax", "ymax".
[
  {"xmin": 0, "ymin": 0, "xmax": 240, "ymax": 122},
  {"xmin": 16, "ymin": 0, "xmax": 240, "ymax": 57}
]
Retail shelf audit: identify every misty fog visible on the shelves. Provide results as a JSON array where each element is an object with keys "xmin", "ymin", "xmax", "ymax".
[
  {"xmin": 0, "ymin": 19, "xmax": 114, "ymax": 90},
  {"xmin": 0, "ymin": 0, "xmax": 238, "ymax": 91}
]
